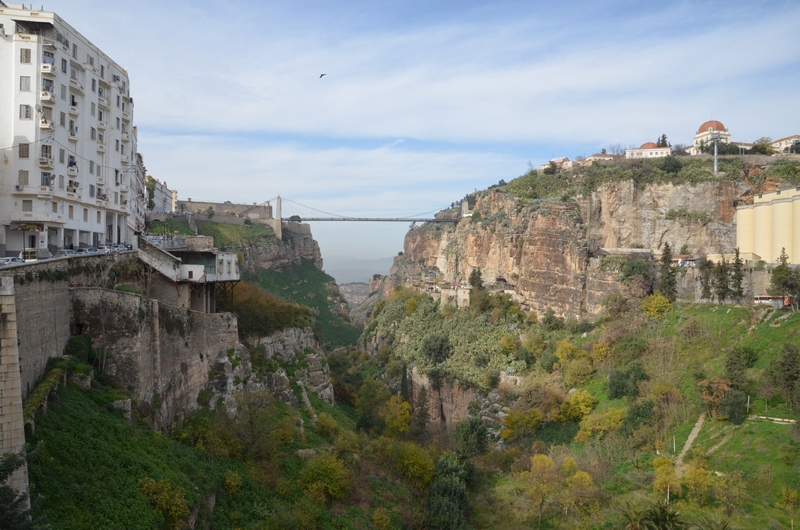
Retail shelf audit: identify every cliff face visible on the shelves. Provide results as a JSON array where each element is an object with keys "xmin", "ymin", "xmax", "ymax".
[
  {"xmin": 240, "ymin": 222, "xmax": 322, "ymax": 272},
  {"xmin": 387, "ymin": 180, "xmax": 745, "ymax": 319}
]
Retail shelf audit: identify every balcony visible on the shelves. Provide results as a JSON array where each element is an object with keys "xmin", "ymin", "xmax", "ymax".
[
  {"xmin": 38, "ymin": 156, "xmax": 54, "ymax": 168},
  {"xmin": 96, "ymin": 142, "xmax": 105, "ymax": 153},
  {"xmin": 41, "ymin": 63, "xmax": 57, "ymax": 76},
  {"xmin": 68, "ymin": 130, "xmax": 78, "ymax": 142},
  {"xmin": 13, "ymin": 184, "xmax": 28, "ymax": 194},
  {"xmin": 121, "ymin": 132, "xmax": 130, "ymax": 143},
  {"xmin": 97, "ymin": 120, "xmax": 106, "ymax": 130},
  {"xmin": 122, "ymin": 110, "xmax": 131, "ymax": 122},
  {"xmin": 97, "ymin": 176, "xmax": 106, "ymax": 186},
  {"xmin": 39, "ymin": 118, "xmax": 54, "ymax": 131},
  {"xmin": 121, "ymin": 155, "xmax": 130, "ymax": 165},
  {"xmin": 67, "ymin": 166, "xmax": 79, "ymax": 176},
  {"xmin": 98, "ymin": 96, "xmax": 109, "ymax": 108},
  {"xmin": 69, "ymin": 105, "xmax": 79, "ymax": 115},
  {"xmin": 40, "ymin": 90, "xmax": 55, "ymax": 102},
  {"xmin": 69, "ymin": 78, "xmax": 84, "ymax": 94},
  {"xmin": 37, "ymin": 186, "xmax": 54, "ymax": 199}
]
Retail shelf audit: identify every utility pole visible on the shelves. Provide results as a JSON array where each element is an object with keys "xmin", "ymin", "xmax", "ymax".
[{"xmin": 712, "ymin": 132, "xmax": 721, "ymax": 175}]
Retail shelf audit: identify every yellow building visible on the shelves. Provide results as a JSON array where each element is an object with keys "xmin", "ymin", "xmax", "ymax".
[{"xmin": 736, "ymin": 187, "xmax": 800, "ymax": 264}]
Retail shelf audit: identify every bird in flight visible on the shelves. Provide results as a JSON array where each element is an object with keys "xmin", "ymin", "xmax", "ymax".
[{"xmin": 319, "ymin": 73, "xmax": 327, "ymax": 78}]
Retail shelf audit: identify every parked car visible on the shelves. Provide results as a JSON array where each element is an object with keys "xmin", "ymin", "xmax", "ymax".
[
  {"xmin": 38, "ymin": 252, "xmax": 55, "ymax": 260},
  {"xmin": 115, "ymin": 245, "xmax": 129, "ymax": 252},
  {"xmin": 83, "ymin": 247, "xmax": 99, "ymax": 254},
  {"xmin": 55, "ymin": 249, "xmax": 77, "ymax": 257},
  {"xmin": 0, "ymin": 257, "xmax": 25, "ymax": 266},
  {"xmin": 97, "ymin": 245, "xmax": 113, "ymax": 254}
]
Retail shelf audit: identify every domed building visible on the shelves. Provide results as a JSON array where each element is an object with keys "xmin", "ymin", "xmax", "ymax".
[
  {"xmin": 688, "ymin": 120, "xmax": 731, "ymax": 155},
  {"xmin": 625, "ymin": 141, "xmax": 672, "ymax": 159}
]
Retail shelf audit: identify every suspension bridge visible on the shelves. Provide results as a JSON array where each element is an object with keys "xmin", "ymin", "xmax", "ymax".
[{"xmin": 271, "ymin": 197, "xmax": 464, "ymax": 224}]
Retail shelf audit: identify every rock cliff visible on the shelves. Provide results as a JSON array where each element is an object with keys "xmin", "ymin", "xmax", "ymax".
[
  {"xmin": 381, "ymin": 180, "xmax": 746, "ymax": 319},
  {"xmin": 240, "ymin": 222, "xmax": 323, "ymax": 272}
]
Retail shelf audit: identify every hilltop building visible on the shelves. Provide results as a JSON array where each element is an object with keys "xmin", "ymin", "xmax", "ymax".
[
  {"xmin": 149, "ymin": 178, "xmax": 177, "ymax": 213},
  {"xmin": 0, "ymin": 3, "xmax": 145, "ymax": 257},
  {"xmin": 625, "ymin": 142, "xmax": 671, "ymax": 159},
  {"xmin": 687, "ymin": 120, "xmax": 731, "ymax": 156},
  {"xmin": 736, "ymin": 186, "xmax": 800, "ymax": 265}
]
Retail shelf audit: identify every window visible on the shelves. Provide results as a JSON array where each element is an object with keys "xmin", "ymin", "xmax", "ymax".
[
  {"xmin": 19, "ymin": 104, "xmax": 33, "ymax": 120},
  {"xmin": 60, "ymin": 112, "xmax": 66, "ymax": 126},
  {"xmin": 41, "ymin": 107, "xmax": 53, "ymax": 121},
  {"xmin": 60, "ymin": 84, "xmax": 67, "ymax": 100},
  {"xmin": 89, "ymin": 184, "xmax": 95, "ymax": 197},
  {"xmin": 86, "ymin": 55, "xmax": 94, "ymax": 67},
  {"xmin": 115, "ymin": 139, "xmax": 119, "ymax": 152},
  {"xmin": 121, "ymin": 145, "xmax": 126, "ymax": 155},
  {"xmin": 114, "ymin": 192, "xmax": 119, "ymax": 204},
  {"xmin": 83, "ymin": 208, "xmax": 88, "ymax": 221},
  {"xmin": 41, "ymin": 145, "xmax": 52, "ymax": 158},
  {"xmin": 42, "ymin": 78, "xmax": 53, "ymax": 92},
  {"xmin": 98, "ymin": 132, "xmax": 104, "ymax": 144},
  {"xmin": 41, "ymin": 172, "xmax": 53, "ymax": 186},
  {"xmin": 20, "ymin": 48, "xmax": 31, "ymax": 63},
  {"xmin": 43, "ymin": 51, "xmax": 55, "ymax": 65},
  {"xmin": 22, "ymin": 200, "xmax": 33, "ymax": 212},
  {"xmin": 98, "ymin": 109, "xmax": 104, "ymax": 121},
  {"xmin": 116, "ymin": 117, "xmax": 120, "ymax": 128},
  {"xmin": 69, "ymin": 205, "xmax": 74, "ymax": 219},
  {"xmin": 59, "ymin": 149, "xmax": 65, "ymax": 163},
  {"xmin": 58, "ymin": 175, "xmax": 65, "ymax": 189},
  {"xmin": 89, "ymin": 161, "xmax": 95, "ymax": 174},
  {"xmin": 19, "ymin": 143, "xmax": 30, "ymax": 158},
  {"xmin": 72, "ymin": 43, "xmax": 78, "ymax": 59},
  {"xmin": 18, "ymin": 170, "xmax": 29, "ymax": 185},
  {"xmin": 61, "ymin": 58, "xmax": 67, "ymax": 73},
  {"xmin": 97, "ymin": 211, "xmax": 101, "ymax": 223},
  {"xmin": 116, "ymin": 95, "xmax": 120, "ymax": 107},
  {"xmin": 91, "ymin": 102, "xmax": 96, "ymax": 116},
  {"xmin": 97, "ymin": 166, "xmax": 102, "ymax": 177},
  {"xmin": 20, "ymin": 76, "xmax": 31, "ymax": 91},
  {"xmin": 52, "ymin": 202, "xmax": 58, "ymax": 213},
  {"xmin": 90, "ymin": 127, "xmax": 96, "ymax": 140},
  {"xmin": 91, "ymin": 79, "xmax": 96, "ymax": 92},
  {"xmin": 100, "ymin": 64, "xmax": 105, "ymax": 78},
  {"xmin": 70, "ymin": 94, "xmax": 78, "ymax": 106}
]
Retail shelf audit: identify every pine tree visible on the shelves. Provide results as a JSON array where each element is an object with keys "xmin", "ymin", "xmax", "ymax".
[
  {"xmin": 712, "ymin": 260, "xmax": 731, "ymax": 303},
  {"xmin": 410, "ymin": 386, "xmax": 430, "ymax": 441},
  {"xmin": 657, "ymin": 242, "xmax": 677, "ymax": 302},
  {"xmin": 468, "ymin": 268, "xmax": 483, "ymax": 289},
  {"xmin": 400, "ymin": 363, "xmax": 411, "ymax": 403},
  {"xmin": 731, "ymin": 247, "xmax": 745, "ymax": 303}
]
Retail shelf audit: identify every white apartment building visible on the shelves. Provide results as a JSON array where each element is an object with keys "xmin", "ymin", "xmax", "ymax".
[
  {"xmin": 0, "ymin": 3, "xmax": 145, "ymax": 257},
  {"xmin": 150, "ymin": 178, "xmax": 177, "ymax": 213},
  {"xmin": 625, "ymin": 142, "xmax": 671, "ymax": 159}
]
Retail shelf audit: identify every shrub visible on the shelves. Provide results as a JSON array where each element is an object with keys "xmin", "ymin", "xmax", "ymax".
[
  {"xmin": 575, "ymin": 408, "xmax": 625, "ymax": 442},
  {"xmin": 454, "ymin": 417, "xmax": 489, "ymax": 457},
  {"xmin": 541, "ymin": 308, "xmax": 565, "ymax": 331},
  {"xmin": 608, "ymin": 360, "xmax": 648, "ymax": 399},
  {"xmin": 501, "ymin": 407, "xmax": 545, "ymax": 442},
  {"xmin": 314, "ymin": 412, "xmax": 338, "ymax": 440},
  {"xmin": 554, "ymin": 390, "xmax": 597, "ymax": 422},
  {"xmin": 719, "ymin": 389, "xmax": 747, "ymax": 424},
  {"xmin": 565, "ymin": 358, "xmax": 594, "ymax": 387},
  {"xmin": 299, "ymin": 454, "xmax": 351, "ymax": 502},
  {"xmin": 393, "ymin": 442, "xmax": 435, "ymax": 488},
  {"xmin": 641, "ymin": 292, "xmax": 673, "ymax": 319},
  {"xmin": 64, "ymin": 334, "xmax": 92, "ymax": 363},
  {"xmin": 434, "ymin": 452, "xmax": 470, "ymax": 483},
  {"xmin": 137, "ymin": 478, "xmax": 189, "ymax": 529}
]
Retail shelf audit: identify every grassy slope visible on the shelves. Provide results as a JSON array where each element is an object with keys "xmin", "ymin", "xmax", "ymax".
[{"xmin": 251, "ymin": 259, "xmax": 361, "ymax": 348}]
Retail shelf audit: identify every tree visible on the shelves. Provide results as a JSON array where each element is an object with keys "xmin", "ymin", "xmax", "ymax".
[
  {"xmin": 749, "ymin": 137, "xmax": 775, "ymax": 155},
  {"xmin": 560, "ymin": 471, "xmax": 598, "ymax": 517},
  {"xmin": 468, "ymin": 268, "xmax": 483, "ymax": 288},
  {"xmin": 713, "ymin": 471, "xmax": 745, "ymax": 517},
  {"xmin": 642, "ymin": 502, "xmax": 685, "ymax": 529},
  {"xmin": 410, "ymin": 386, "xmax": 431, "ymax": 441},
  {"xmin": 0, "ymin": 452, "xmax": 35, "ymax": 530},
  {"xmin": 657, "ymin": 134, "xmax": 670, "ymax": 147},
  {"xmin": 381, "ymin": 395, "xmax": 412, "ymax": 437},
  {"xmin": 356, "ymin": 377, "xmax": 392, "ymax": 433},
  {"xmin": 768, "ymin": 248, "xmax": 800, "ymax": 311},
  {"xmin": 299, "ymin": 454, "xmax": 352, "ymax": 503},
  {"xmin": 684, "ymin": 462, "xmax": 714, "ymax": 506},
  {"xmin": 698, "ymin": 259, "xmax": 713, "ymax": 301},
  {"xmin": 422, "ymin": 334, "xmax": 452, "ymax": 365},
  {"xmin": 205, "ymin": 206, "xmax": 215, "ymax": 219},
  {"xmin": 730, "ymin": 248, "xmax": 745, "ymax": 303},
  {"xmin": 454, "ymin": 417, "xmax": 489, "ymax": 458},
  {"xmin": 719, "ymin": 390, "xmax": 747, "ymax": 424},
  {"xmin": 653, "ymin": 456, "xmax": 680, "ymax": 503},
  {"xmin": 779, "ymin": 488, "xmax": 800, "ymax": 530},
  {"xmin": 768, "ymin": 343, "xmax": 800, "ymax": 410},
  {"xmin": 712, "ymin": 261, "xmax": 730, "ymax": 303},
  {"xmin": 518, "ymin": 454, "xmax": 561, "ymax": 524}
]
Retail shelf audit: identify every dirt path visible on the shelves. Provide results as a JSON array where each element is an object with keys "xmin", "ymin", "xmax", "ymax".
[
  {"xmin": 706, "ymin": 431, "xmax": 734, "ymax": 456},
  {"xmin": 676, "ymin": 413, "xmax": 705, "ymax": 473}
]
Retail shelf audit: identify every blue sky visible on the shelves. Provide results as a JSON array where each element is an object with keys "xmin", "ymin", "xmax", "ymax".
[{"xmin": 40, "ymin": 0, "xmax": 800, "ymax": 267}]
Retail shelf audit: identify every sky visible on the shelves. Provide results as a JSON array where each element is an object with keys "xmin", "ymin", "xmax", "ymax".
[{"xmin": 35, "ymin": 0, "xmax": 800, "ymax": 272}]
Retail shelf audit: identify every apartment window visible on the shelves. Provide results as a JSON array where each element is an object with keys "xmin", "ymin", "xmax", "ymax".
[
  {"xmin": 97, "ymin": 166, "xmax": 102, "ymax": 177},
  {"xmin": 19, "ymin": 104, "xmax": 33, "ymax": 120},
  {"xmin": 70, "ymin": 94, "xmax": 78, "ymax": 107},
  {"xmin": 122, "ymin": 102, "xmax": 126, "ymax": 112},
  {"xmin": 18, "ymin": 170, "xmax": 29, "ymax": 185},
  {"xmin": 116, "ymin": 117, "xmax": 120, "ymax": 128},
  {"xmin": 42, "ymin": 107, "xmax": 53, "ymax": 121},
  {"xmin": 91, "ymin": 102, "xmax": 96, "ymax": 116},
  {"xmin": 42, "ymin": 78, "xmax": 54, "ymax": 92},
  {"xmin": 86, "ymin": 55, "xmax": 94, "ymax": 67},
  {"xmin": 90, "ymin": 161, "xmax": 95, "ymax": 174},
  {"xmin": 91, "ymin": 78, "xmax": 96, "ymax": 92},
  {"xmin": 52, "ymin": 202, "xmax": 58, "ymax": 213},
  {"xmin": 59, "ymin": 149, "xmax": 65, "ymax": 163},
  {"xmin": 114, "ymin": 192, "xmax": 119, "ymax": 204},
  {"xmin": 58, "ymin": 175, "xmax": 65, "ymax": 189},
  {"xmin": 20, "ymin": 48, "xmax": 31, "ymax": 63},
  {"xmin": 121, "ymin": 145, "xmax": 126, "ymax": 155},
  {"xmin": 89, "ymin": 184, "xmax": 95, "ymax": 197},
  {"xmin": 61, "ymin": 58, "xmax": 67, "ymax": 73},
  {"xmin": 20, "ymin": 76, "xmax": 31, "ymax": 91},
  {"xmin": 100, "ymin": 64, "xmax": 105, "ymax": 78},
  {"xmin": 98, "ymin": 109, "xmax": 104, "ymax": 121},
  {"xmin": 72, "ymin": 43, "xmax": 78, "ymax": 59},
  {"xmin": 116, "ymin": 95, "xmax": 120, "ymax": 107},
  {"xmin": 41, "ymin": 145, "xmax": 52, "ymax": 158},
  {"xmin": 97, "ymin": 211, "xmax": 101, "ymax": 223},
  {"xmin": 43, "ymin": 51, "xmax": 55, "ymax": 65},
  {"xmin": 83, "ymin": 208, "xmax": 88, "ymax": 221},
  {"xmin": 69, "ymin": 205, "xmax": 74, "ymax": 219},
  {"xmin": 60, "ymin": 84, "xmax": 67, "ymax": 100},
  {"xmin": 90, "ymin": 127, "xmax": 96, "ymax": 140},
  {"xmin": 22, "ymin": 200, "xmax": 33, "ymax": 212},
  {"xmin": 19, "ymin": 143, "xmax": 30, "ymax": 158},
  {"xmin": 98, "ymin": 132, "xmax": 104, "ymax": 144},
  {"xmin": 115, "ymin": 139, "xmax": 119, "ymax": 152},
  {"xmin": 60, "ymin": 111, "xmax": 66, "ymax": 126},
  {"xmin": 41, "ymin": 172, "xmax": 53, "ymax": 186}
]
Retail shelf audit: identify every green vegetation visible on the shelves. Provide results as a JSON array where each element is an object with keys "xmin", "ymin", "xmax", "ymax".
[
  {"xmin": 148, "ymin": 218, "xmax": 194, "ymax": 236},
  {"xmin": 248, "ymin": 259, "xmax": 361, "ymax": 348},
  {"xmin": 196, "ymin": 220, "xmax": 275, "ymax": 249}
]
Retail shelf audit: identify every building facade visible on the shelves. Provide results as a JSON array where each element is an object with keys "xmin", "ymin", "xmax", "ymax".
[
  {"xmin": 687, "ymin": 120, "xmax": 731, "ymax": 156},
  {"xmin": 625, "ymin": 142, "xmax": 671, "ymax": 159},
  {"xmin": 0, "ymin": 3, "xmax": 143, "ymax": 257},
  {"xmin": 736, "ymin": 186, "xmax": 800, "ymax": 265}
]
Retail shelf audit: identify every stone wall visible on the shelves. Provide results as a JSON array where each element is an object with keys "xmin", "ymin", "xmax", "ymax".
[{"xmin": 71, "ymin": 288, "xmax": 241, "ymax": 429}]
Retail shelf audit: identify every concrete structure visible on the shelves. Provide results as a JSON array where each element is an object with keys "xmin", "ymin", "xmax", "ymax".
[
  {"xmin": 736, "ymin": 186, "xmax": 800, "ymax": 265},
  {"xmin": 177, "ymin": 197, "xmax": 282, "ymax": 239},
  {"xmin": 688, "ymin": 120, "xmax": 731, "ymax": 156},
  {"xmin": 625, "ymin": 142, "xmax": 671, "ymax": 159},
  {"xmin": 772, "ymin": 135, "xmax": 800, "ymax": 154},
  {"xmin": 149, "ymin": 178, "xmax": 177, "ymax": 214},
  {"xmin": 540, "ymin": 157, "xmax": 573, "ymax": 171},
  {"xmin": 580, "ymin": 153, "xmax": 619, "ymax": 166},
  {"xmin": 0, "ymin": 3, "xmax": 143, "ymax": 257}
]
